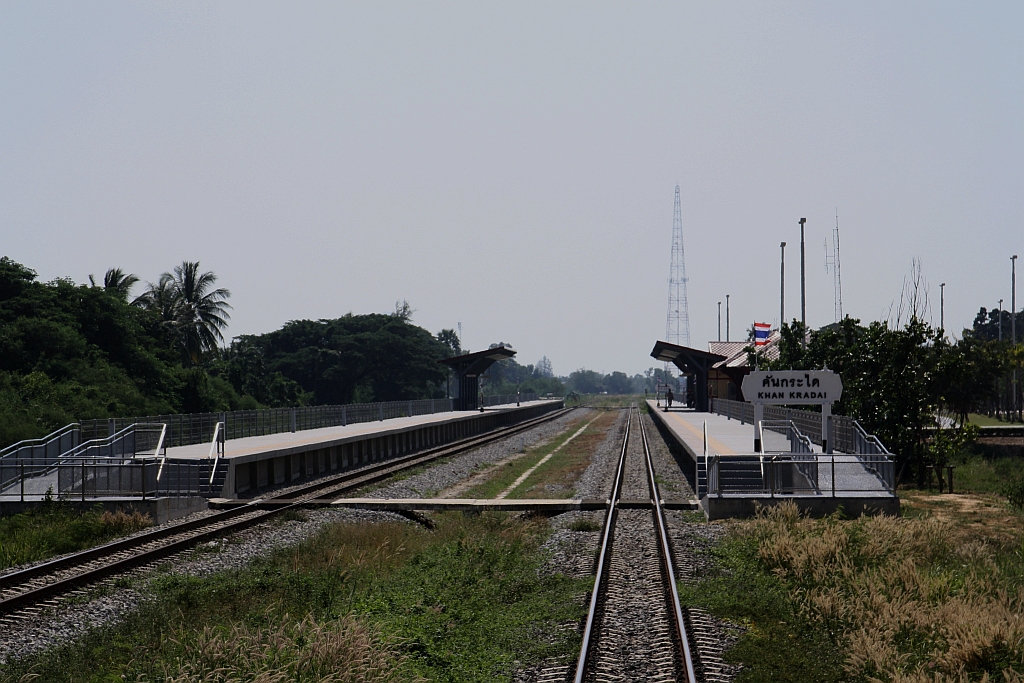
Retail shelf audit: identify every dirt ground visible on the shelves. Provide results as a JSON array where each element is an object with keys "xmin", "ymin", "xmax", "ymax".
[{"xmin": 900, "ymin": 490, "xmax": 1024, "ymax": 542}]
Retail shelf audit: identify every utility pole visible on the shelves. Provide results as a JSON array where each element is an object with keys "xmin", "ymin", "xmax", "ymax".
[
  {"xmin": 999, "ymin": 299, "xmax": 1003, "ymax": 341},
  {"xmin": 780, "ymin": 242, "xmax": 786, "ymax": 326},
  {"xmin": 800, "ymin": 218, "xmax": 807, "ymax": 331},
  {"xmin": 718, "ymin": 302, "xmax": 722, "ymax": 342},
  {"xmin": 1013, "ymin": 255, "xmax": 1018, "ymax": 417},
  {"xmin": 726, "ymin": 294, "xmax": 731, "ymax": 342},
  {"xmin": 940, "ymin": 283, "xmax": 945, "ymax": 332}
]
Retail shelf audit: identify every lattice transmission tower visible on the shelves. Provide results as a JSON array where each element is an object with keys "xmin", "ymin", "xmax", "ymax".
[
  {"xmin": 666, "ymin": 184, "xmax": 691, "ymax": 349},
  {"xmin": 824, "ymin": 211, "xmax": 843, "ymax": 322}
]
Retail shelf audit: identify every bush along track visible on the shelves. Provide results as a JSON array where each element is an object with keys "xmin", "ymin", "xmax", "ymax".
[
  {"xmin": 681, "ymin": 501, "xmax": 1024, "ymax": 682},
  {"xmin": 0, "ymin": 512, "xmax": 590, "ymax": 683}
]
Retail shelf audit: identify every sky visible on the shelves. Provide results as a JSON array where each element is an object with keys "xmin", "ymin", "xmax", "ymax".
[{"xmin": 2, "ymin": 2, "xmax": 1022, "ymax": 377}]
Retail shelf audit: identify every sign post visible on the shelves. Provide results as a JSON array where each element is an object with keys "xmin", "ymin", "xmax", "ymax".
[{"xmin": 740, "ymin": 370, "xmax": 843, "ymax": 453}]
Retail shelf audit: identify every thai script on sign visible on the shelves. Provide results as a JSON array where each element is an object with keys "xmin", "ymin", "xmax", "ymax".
[
  {"xmin": 741, "ymin": 370, "xmax": 843, "ymax": 405},
  {"xmin": 761, "ymin": 373, "xmax": 819, "ymax": 388}
]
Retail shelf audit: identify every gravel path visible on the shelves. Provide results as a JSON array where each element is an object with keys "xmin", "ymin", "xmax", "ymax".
[{"xmin": 0, "ymin": 409, "xmax": 589, "ymax": 665}]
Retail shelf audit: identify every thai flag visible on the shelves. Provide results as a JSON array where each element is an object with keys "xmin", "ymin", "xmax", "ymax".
[{"xmin": 754, "ymin": 322, "xmax": 771, "ymax": 346}]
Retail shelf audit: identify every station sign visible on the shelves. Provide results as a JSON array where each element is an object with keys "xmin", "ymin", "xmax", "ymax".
[{"xmin": 741, "ymin": 370, "xmax": 843, "ymax": 405}]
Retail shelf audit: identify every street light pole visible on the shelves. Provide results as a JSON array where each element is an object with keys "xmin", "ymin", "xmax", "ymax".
[
  {"xmin": 999, "ymin": 299, "xmax": 1004, "ymax": 342},
  {"xmin": 799, "ymin": 218, "xmax": 807, "ymax": 331},
  {"xmin": 780, "ymin": 241, "xmax": 787, "ymax": 326},
  {"xmin": 940, "ymin": 283, "xmax": 945, "ymax": 333},
  {"xmin": 726, "ymin": 294, "xmax": 731, "ymax": 342},
  {"xmin": 1012, "ymin": 255, "xmax": 1018, "ymax": 417},
  {"xmin": 718, "ymin": 302, "xmax": 722, "ymax": 342}
]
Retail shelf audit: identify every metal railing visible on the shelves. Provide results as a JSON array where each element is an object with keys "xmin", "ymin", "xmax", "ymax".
[
  {"xmin": 698, "ymin": 404, "xmax": 897, "ymax": 498},
  {"xmin": 481, "ymin": 393, "xmax": 538, "ymax": 408},
  {"xmin": 711, "ymin": 398, "xmax": 887, "ymax": 455},
  {"xmin": 75, "ymin": 395, "xmax": 541, "ymax": 451},
  {"xmin": 1, "ymin": 423, "xmax": 173, "ymax": 501},
  {"xmin": 702, "ymin": 453, "xmax": 895, "ymax": 498},
  {"xmin": 0, "ymin": 424, "xmax": 81, "ymax": 464}
]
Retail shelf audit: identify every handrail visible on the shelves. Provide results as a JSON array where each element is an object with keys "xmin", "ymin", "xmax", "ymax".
[
  {"xmin": 0, "ymin": 423, "xmax": 81, "ymax": 460},
  {"xmin": 208, "ymin": 422, "xmax": 224, "ymax": 484},
  {"xmin": 155, "ymin": 424, "xmax": 169, "ymax": 480},
  {"xmin": 62, "ymin": 423, "xmax": 166, "ymax": 460}
]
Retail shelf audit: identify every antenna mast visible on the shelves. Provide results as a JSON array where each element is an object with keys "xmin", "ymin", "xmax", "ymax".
[
  {"xmin": 666, "ymin": 184, "xmax": 691, "ymax": 347},
  {"xmin": 824, "ymin": 211, "xmax": 843, "ymax": 322}
]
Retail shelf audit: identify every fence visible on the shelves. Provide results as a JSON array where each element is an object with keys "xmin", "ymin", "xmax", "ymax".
[
  {"xmin": 700, "ymin": 399, "xmax": 897, "ymax": 498},
  {"xmin": 78, "ymin": 394, "xmax": 540, "ymax": 450},
  {"xmin": 700, "ymin": 453, "xmax": 896, "ymax": 497},
  {"xmin": 710, "ymin": 398, "xmax": 884, "ymax": 455}
]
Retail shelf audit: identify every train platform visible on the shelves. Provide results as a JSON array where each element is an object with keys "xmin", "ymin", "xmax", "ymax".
[
  {"xmin": 647, "ymin": 401, "xmax": 900, "ymax": 519},
  {"xmin": 170, "ymin": 400, "xmax": 564, "ymax": 498}
]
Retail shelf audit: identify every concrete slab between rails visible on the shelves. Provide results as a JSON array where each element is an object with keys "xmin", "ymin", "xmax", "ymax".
[
  {"xmin": 701, "ymin": 494, "xmax": 901, "ymax": 520},
  {"xmin": 0, "ymin": 496, "xmax": 210, "ymax": 524},
  {"xmin": 208, "ymin": 497, "xmax": 700, "ymax": 512}
]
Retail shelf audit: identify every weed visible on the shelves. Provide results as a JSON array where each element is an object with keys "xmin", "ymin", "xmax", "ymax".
[
  {"xmin": 566, "ymin": 518, "xmax": 601, "ymax": 532},
  {"xmin": 0, "ymin": 504, "xmax": 152, "ymax": 570},
  {"xmin": 1, "ymin": 512, "xmax": 588, "ymax": 682},
  {"xmin": 1002, "ymin": 477, "xmax": 1024, "ymax": 510},
  {"xmin": 695, "ymin": 501, "xmax": 1024, "ymax": 681}
]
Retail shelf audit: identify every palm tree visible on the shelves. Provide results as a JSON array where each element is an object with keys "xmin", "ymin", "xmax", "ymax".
[
  {"xmin": 102, "ymin": 268, "xmax": 140, "ymax": 300},
  {"xmin": 137, "ymin": 261, "xmax": 231, "ymax": 365}
]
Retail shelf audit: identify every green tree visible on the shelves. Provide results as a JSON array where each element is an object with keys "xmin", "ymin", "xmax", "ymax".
[{"xmin": 138, "ymin": 262, "xmax": 231, "ymax": 366}]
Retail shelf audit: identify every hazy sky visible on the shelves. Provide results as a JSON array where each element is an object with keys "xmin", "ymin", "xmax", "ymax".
[{"xmin": 2, "ymin": 2, "xmax": 1021, "ymax": 376}]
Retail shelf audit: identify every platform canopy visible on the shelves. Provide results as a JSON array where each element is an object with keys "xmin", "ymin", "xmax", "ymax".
[
  {"xmin": 650, "ymin": 340, "xmax": 726, "ymax": 412},
  {"xmin": 439, "ymin": 345, "xmax": 517, "ymax": 410}
]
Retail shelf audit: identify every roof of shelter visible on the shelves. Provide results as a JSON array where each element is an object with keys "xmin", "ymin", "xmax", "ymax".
[
  {"xmin": 438, "ymin": 345, "xmax": 516, "ymax": 376},
  {"xmin": 710, "ymin": 330, "xmax": 782, "ymax": 369},
  {"xmin": 650, "ymin": 340, "xmax": 726, "ymax": 371}
]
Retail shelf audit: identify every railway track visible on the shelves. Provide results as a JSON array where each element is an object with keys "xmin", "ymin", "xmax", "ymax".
[
  {"xmin": 0, "ymin": 406, "xmax": 574, "ymax": 622},
  {"xmin": 567, "ymin": 406, "xmax": 698, "ymax": 683}
]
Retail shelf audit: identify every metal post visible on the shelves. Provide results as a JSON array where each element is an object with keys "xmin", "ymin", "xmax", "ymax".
[
  {"xmin": 999, "ymin": 299, "xmax": 1003, "ymax": 341},
  {"xmin": 831, "ymin": 455, "xmax": 835, "ymax": 497},
  {"xmin": 780, "ymin": 242, "xmax": 786, "ymax": 326},
  {"xmin": 82, "ymin": 460, "xmax": 86, "ymax": 502},
  {"xmin": 1013, "ymin": 255, "xmax": 1018, "ymax": 418},
  {"xmin": 717, "ymin": 301, "xmax": 721, "ymax": 341},
  {"xmin": 799, "ymin": 218, "xmax": 807, "ymax": 331},
  {"xmin": 726, "ymin": 294, "xmax": 730, "ymax": 342},
  {"xmin": 21, "ymin": 462, "xmax": 25, "ymax": 502},
  {"xmin": 753, "ymin": 403, "xmax": 764, "ymax": 452},
  {"xmin": 940, "ymin": 283, "xmax": 945, "ymax": 332}
]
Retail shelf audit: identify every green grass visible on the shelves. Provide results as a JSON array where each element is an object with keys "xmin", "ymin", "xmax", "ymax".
[
  {"xmin": 947, "ymin": 439, "xmax": 1024, "ymax": 494},
  {"xmin": 968, "ymin": 412, "xmax": 1016, "ymax": 426},
  {"xmin": 0, "ymin": 501, "xmax": 152, "ymax": 569},
  {"xmin": 0, "ymin": 512, "xmax": 589, "ymax": 683},
  {"xmin": 677, "ymin": 531, "xmax": 845, "ymax": 682}
]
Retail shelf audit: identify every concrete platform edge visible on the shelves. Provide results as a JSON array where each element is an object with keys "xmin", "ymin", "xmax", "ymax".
[
  {"xmin": 701, "ymin": 494, "xmax": 901, "ymax": 520},
  {"xmin": 0, "ymin": 496, "xmax": 209, "ymax": 525}
]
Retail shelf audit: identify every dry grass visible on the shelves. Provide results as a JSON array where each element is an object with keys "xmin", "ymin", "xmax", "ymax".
[
  {"xmin": 741, "ymin": 502, "xmax": 1024, "ymax": 681},
  {"xmin": 159, "ymin": 612, "xmax": 418, "ymax": 683},
  {"xmin": 100, "ymin": 508, "xmax": 153, "ymax": 535}
]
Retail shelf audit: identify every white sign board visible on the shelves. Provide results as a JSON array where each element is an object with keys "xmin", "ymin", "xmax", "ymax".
[{"xmin": 741, "ymin": 370, "xmax": 843, "ymax": 405}]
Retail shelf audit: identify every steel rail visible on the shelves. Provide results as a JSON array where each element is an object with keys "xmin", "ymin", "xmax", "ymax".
[
  {"xmin": 0, "ymin": 407, "xmax": 573, "ymax": 615},
  {"xmin": 573, "ymin": 406, "xmax": 631, "ymax": 683},
  {"xmin": 638, "ymin": 406, "xmax": 698, "ymax": 683}
]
